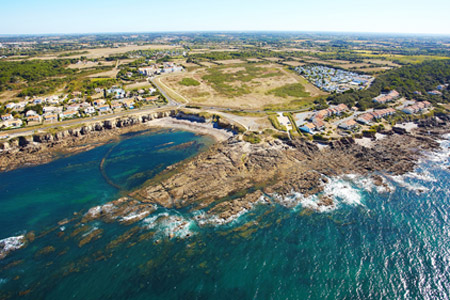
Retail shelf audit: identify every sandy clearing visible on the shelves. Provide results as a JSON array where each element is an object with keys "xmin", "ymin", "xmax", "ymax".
[
  {"xmin": 215, "ymin": 59, "xmax": 246, "ymax": 65},
  {"xmin": 283, "ymin": 61, "xmax": 305, "ymax": 67},
  {"xmin": 144, "ymin": 118, "xmax": 233, "ymax": 142},
  {"xmin": 363, "ymin": 59, "xmax": 401, "ymax": 67},
  {"xmin": 125, "ymin": 81, "xmax": 152, "ymax": 90},
  {"xmin": 357, "ymin": 67, "xmax": 392, "ymax": 73},
  {"xmin": 159, "ymin": 64, "xmax": 314, "ymax": 110},
  {"xmin": 198, "ymin": 62, "xmax": 218, "ymax": 67}
]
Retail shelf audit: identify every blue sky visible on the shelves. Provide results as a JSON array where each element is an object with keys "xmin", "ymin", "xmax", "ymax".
[{"xmin": 1, "ymin": 0, "xmax": 449, "ymax": 35}]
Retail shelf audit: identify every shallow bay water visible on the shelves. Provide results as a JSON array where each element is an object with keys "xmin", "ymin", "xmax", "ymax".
[{"xmin": 1, "ymin": 130, "xmax": 450, "ymax": 299}]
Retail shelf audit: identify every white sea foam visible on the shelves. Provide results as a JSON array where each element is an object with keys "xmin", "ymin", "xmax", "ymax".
[
  {"xmin": 142, "ymin": 212, "xmax": 169, "ymax": 229},
  {"xmin": 193, "ymin": 195, "xmax": 268, "ymax": 226},
  {"xmin": 388, "ymin": 175, "xmax": 429, "ymax": 194},
  {"xmin": 84, "ymin": 203, "xmax": 115, "ymax": 219},
  {"xmin": 404, "ymin": 170, "xmax": 437, "ymax": 183},
  {"xmin": 275, "ymin": 176, "xmax": 365, "ymax": 213},
  {"xmin": 322, "ymin": 177, "xmax": 363, "ymax": 206},
  {"xmin": 142, "ymin": 212, "xmax": 195, "ymax": 239},
  {"xmin": 0, "ymin": 235, "xmax": 26, "ymax": 259},
  {"xmin": 158, "ymin": 215, "xmax": 195, "ymax": 239},
  {"xmin": 344, "ymin": 174, "xmax": 394, "ymax": 194},
  {"xmin": 120, "ymin": 207, "xmax": 155, "ymax": 222}
]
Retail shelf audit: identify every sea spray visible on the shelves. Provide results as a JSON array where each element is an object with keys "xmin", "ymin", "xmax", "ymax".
[{"xmin": 0, "ymin": 235, "xmax": 26, "ymax": 260}]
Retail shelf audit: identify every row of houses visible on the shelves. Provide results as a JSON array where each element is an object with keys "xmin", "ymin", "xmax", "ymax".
[
  {"xmin": 356, "ymin": 108, "xmax": 396, "ymax": 125},
  {"xmin": 299, "ymin": 104, "xmax": 350, "ymax": 134},
  {"xmin": 138, "ymin": 62, "xmax": 184, "ymax": 77},
  {"xmin": 402, "ymin": 101, "xmax": 432, "ymax": 114},
  {"xmin": 312, "ymin": 104, "xmax": 349, "ymax": 120},
  {"xmin": 372, "ymin": 90, "xmax": 400, "ymax": 104},
  {"xmin": 1, "ymin": 95, "xmax": 160, "ymax": 128}
]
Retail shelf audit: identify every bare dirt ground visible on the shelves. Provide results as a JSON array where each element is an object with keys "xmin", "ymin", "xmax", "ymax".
[
  {"xmin": 125, "ymin": 81, "xmax": 152, "ymax": 90},
  {"xmin": 246, "ymin": 58, "xmax": 264, "ymax": 63},
  {"xmin": 182, "ymin": 62, "xmax": 201, "ymax": 68},
  {"xmin": 263, "ymin": 57, "xmax": 283, "ymax": 62},
  {"xmin": 357, "ymin": 67, "xmax": 392, "ymax": 73},
  {"xmin": 197, "ymin": 62, "xmax": 218, "ymax": 67},
  {"xmin": 211, "ymin": 112, "xmax": 272, "ymax": 131},
  {"xmin": 338, "ymin": 63, "xmax": 372, "ymax": 69},
  {"xmin": 363, "ymin": 59, "xmax": 401, "ymax": 67},
  {"xmin": 160, "ymin": 63, "xmax": 318, "ymax": 110},
  {"xmin": 88, "ymin": 69, "xmax": 119, "ymax": 78},
  {"xmin": 0, "ymin": 90, "xmax": 19, "ymax": 102},
  {"xmin": 215, "ymin": 59, "xmax": 246, "ymax": 65},
  {"xmin": 67, "ymin": 60, "xmax": 129, "ymax": 69},
  {"xmin": 283, "ymin": 61, "xmax": 305, "ymax": 67}
]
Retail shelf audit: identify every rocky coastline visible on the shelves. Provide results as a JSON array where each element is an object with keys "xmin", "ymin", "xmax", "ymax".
[
  {"xmin": 128, "ymin": 113, "xmax": 450, "ymax": 220},
  {"xmin": 66, "ymin": 113, "xmax": 450, "ymax": 233},
  {"xmin": 1, "ymin": 113, "xmax": 449, "ymax": 260},
  {"xmin": 0, "ymin": 109, "xmax": 239, "ymax": 172}
]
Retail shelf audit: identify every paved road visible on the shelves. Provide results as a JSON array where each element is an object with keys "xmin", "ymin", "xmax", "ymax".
[{"xmin": 150, "ymin": 77, "xmax": 185, "ymax": 107}]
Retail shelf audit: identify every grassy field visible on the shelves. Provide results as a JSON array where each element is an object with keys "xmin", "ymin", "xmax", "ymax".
[
  {"xmin": 160, "ymin": 62, "xmax": 321, "ymax": 110},
  {"xmin": 267, "ymin": 83, "xmax": 309, "ymax": 98},
  {"xmin": 179, "ymin": 78, "xmax": 200, "ymax": 86}
]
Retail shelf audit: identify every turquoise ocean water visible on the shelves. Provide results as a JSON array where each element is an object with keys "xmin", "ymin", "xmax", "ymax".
[{"xmin": 0, "ymin": 130, "xmax": 449, "ymax": 300}]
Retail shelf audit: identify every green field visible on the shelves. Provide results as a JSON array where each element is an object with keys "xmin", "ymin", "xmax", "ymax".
[
  {"xmin": 179, "ymin": 77, "xmax": 200, "ymax": 86},
  {"xmin": 202, "ymin": 64, "xmax": 281, "ymax": 97},
  {"xmin": 267, "ymin": 83, "xmax": 310, "ymax": 98}
]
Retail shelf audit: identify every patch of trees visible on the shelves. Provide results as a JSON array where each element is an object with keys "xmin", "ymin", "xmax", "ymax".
[
  {"xmin": 0, "ymin": 59, "xmax": 74, "ymax": 92},
  {"xmin": 327, "ymin": 60, "xmax": 450, "ymax": 110}
]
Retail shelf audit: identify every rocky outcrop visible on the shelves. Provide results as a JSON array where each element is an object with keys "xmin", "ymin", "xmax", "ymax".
[{"xmin": 130, "ymin": 121, "xmax": 447, "ymax": 221}]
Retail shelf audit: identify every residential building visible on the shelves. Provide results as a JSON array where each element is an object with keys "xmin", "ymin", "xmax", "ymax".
[
  {"xmin": 67, "ymin": 104, "xmax": 81, "ymax": 111},
  {"xmin": 43, "ymin": 106, "xmax": 62, "ymax": 114},
  {"xmin": 373, "ymin": 90, "xmax": 400, "ymax": 104},
  {"xmin": 93, "ymin": 99, "xmax": 106, "ymax": 107},
  {"xmin": 339, "ymin": 119, "xmax": 357, "ymax": 130},
  {"xmin": 312, "ymin": 119, "xmax": 325, "ymax": 130},
  {"xmin": 43, "ymin": 114, "xmax": 58, "ymax": 123},
  {"xmin": 26, "ymin": 110, "xmax": 37, "ymax": 117},
  {"xmin": 299, "ymin": 123, "xmax": 316, "ymax": 134},
  {"xmin": 27, "ymin": 115, "xmax": 42, "ymax": 124},
  {"xmin": 1, "ymin": 113, "xmax": 13, "ymax": 121},
  {"xmin": 106, "ymin": 88, "xmax": 126, "ymax": 99},
  {"xmin": 97, "ymin": 105, "xmax": 111, "ymax": 113},
  {"xmin": 33, "ymin": 98, "xmax": 43, "ymax": 105},
  {"xmin": 15, "ymin": 101, "xmax": 28, "ymax": 110},
  {"xmin": 4, "ymin": 119, "xmax": 23, "ymax": 128},
  {"xmin": 357, "ymin": 113, "xmax": 374, "ymax": 125},
  {"xmin": 144, "ymin": 96, "xmax": 159, "ymax": 102},
  {"xmin": 111, "ymin": 102, "xmax": 123, "ymax": 110},
  {"xmin": 84, "ymin": 107, "xmax": 96, "ymax": 114},
  {"xmin": 121, "ymin": 98, "xmax": 135, "ymax": 109},
  {"xmin": 5, "ymin": 103, "xmax": 16, "ymax": 110},
  {"xmin": 59, "ymin": 110, "xmax": 79, "ymax": 120},
  {"xmin": 402, "ymin": 101, "xmax": 432, "ymax": 115}
]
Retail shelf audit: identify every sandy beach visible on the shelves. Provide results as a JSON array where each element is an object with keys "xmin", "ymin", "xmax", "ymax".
[{"xmin": 144, "ymin": 118, "xmax": 234, "ymax": 142}]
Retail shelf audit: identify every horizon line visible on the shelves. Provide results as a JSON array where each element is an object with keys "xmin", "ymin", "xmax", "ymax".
[{"xmin": 1, "ymin": 30, "xmax": 450, "ymax": 38}]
